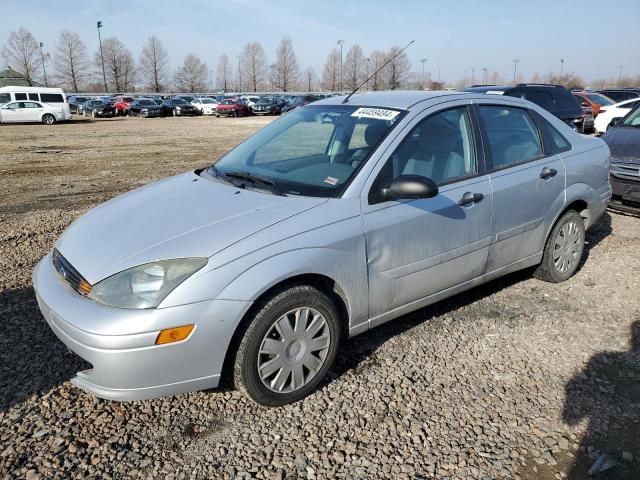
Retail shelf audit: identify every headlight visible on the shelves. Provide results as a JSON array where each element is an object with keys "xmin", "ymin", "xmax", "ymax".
[
  {"xmin": 176, "ymin": 106, "xmax": 181, "ymax": 111},
  {"xmin": 88, "ymin": 258, "xmax": 207, "ymax": 309}
]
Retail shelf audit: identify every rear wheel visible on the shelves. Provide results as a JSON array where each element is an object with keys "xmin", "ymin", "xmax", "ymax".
[
  {"xmin": 534, "ymin": 210, "xmax": 585, "ymax": 283},
  {"xmin": 42, "ymin": 114, "xmax": 56, "ymax": 125},
  {"xmin": 232, "ymin": 285, "xmax": 341, "ymax": 407}
]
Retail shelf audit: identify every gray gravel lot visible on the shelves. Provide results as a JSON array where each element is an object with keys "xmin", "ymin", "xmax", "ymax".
[{"xmin": 1, "ymin": 116, "xmax": 639, "ymax": 479}]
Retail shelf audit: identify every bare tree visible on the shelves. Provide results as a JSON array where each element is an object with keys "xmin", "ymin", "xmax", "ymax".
[
  {"xmin": 321, "ymin": 47, "xmax": 340, "ymax": 91},
  {"xmin": 343, "ymin": 44, "xmax": 366, "ymax": 91},
  {"xmin": 1, "ymin": 28, "xmax": 42, "ymax": 85},
  {"xmin": 304, "ymin": 66, "xmax": 317, "ymax": 92},
  {"xmin": 240, "ymin": 42, "xmax": 267, "ymax": 92},
  {"xmin": 174, "ymin": 54, "xmax": 208, "ymax": 92},
  {"xmin": 53, "ymin": 31, "xmax": 90, "ymax": 92},
  {"xmin": 217, "ymin": 54, "xmax": 231, "ymax": 92},
  {"xmin": 369, "ymin": 50, "xmax": 386, "ymax": 91},
  {"xmin": 95, "ymin": 36, "xmax": 136, "ymax": 92},
  {"xmin": 270, "ymin": 36, "xmax": 300, "ymax": 92},
  {"xmin": 383, "ymin": 46, "xmax": 411, "ymax": 90},
  {"xmin": 139, "ymin": 35, "xmax": 170, "ymax": 92}
]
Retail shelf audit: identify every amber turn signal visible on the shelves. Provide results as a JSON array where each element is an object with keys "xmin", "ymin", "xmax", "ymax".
[
  {"xmin": 78, "ymin": 279, "xmax": 92, "ymax": 295},
  {"xmin": 155, "ymin": 325, "xmax": 194, "ymax": 345}
]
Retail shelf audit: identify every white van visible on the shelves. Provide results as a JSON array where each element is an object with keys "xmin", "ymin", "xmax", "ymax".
[{"xmin": 0, "ymin": 86, "xmax": 71, "ymax": 120}]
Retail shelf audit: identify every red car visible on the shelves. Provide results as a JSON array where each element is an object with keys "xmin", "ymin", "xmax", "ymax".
[
  {"xmin": 216, "ymin": 98, "xmax": 249, "ymax": 117},
  {"xmin": 113, "ymin": 96, "xmax": 134, "ymax": 116},
  {"xmin": 572, "ymin": 91, "xmax": 615, "ymax": 118}
]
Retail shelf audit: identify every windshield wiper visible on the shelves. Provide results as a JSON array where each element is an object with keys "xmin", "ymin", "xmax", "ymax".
[{"xmin": 223, "ymin": 171, "xmax": 287, "ymax": 196}]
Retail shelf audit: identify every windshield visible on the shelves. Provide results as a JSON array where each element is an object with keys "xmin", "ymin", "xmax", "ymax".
[
  {"xmin": 621, "ymin": 105, "xmax": 640, "ymax": 127},
  {"xmin": 587, "ymin": 94, "xmax": 614, "ymax": 106},
  {"xmin": 221, "ymin": 99, "xmax": 237, "ymax": 105},
  {"xmin": 211, "ymin": 105, "xmax": 405, "ymax": 197},
  {"xmin": 172, "ymin": 99, "xmax": 188, "ymax": 105},
  {"xmin": 199, "ymin": 98, "xmax": 215, "ymax": 104},
  {"xmin": 257, "ymin": 97, "xmax": 274, "ymax": 105},
  {"xmin": 139, "ymin": 100, "xmax": 155, "ymax": 106}
]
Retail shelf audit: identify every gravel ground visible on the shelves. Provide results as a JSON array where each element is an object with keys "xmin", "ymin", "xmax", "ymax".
[{"xmin": 1, "ymin": 116, "xmax": 639, "ymax": 479}]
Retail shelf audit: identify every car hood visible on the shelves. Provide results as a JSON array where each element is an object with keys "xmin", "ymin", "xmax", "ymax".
[
  {"xmin": 602, "ymin": 127, "xmax": 640, "ymax": 159},
  {"xmin": 217, "ymin": 104, "xmax": 237, "ymax": 109},
  {"xmin": 56, "ymin": 171, "xmax": 326, "ymax": 283}
]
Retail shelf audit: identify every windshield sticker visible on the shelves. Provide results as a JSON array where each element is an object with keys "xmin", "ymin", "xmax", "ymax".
[
  {"xmin": 351, "ymin": 107, "xmax": 400, "ymax": 121},
  {"xmin": 324, "ymin": 176, "xmax": 339, "ymax": 186}
]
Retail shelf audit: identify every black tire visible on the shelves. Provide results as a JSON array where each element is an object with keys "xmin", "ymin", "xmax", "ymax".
[
  {"xmin": 42, "ymin": 114, "xmax": 56, "ymax": 125},
  {"xmin": 232, "ymin": 285, "xmax": 342, "ymax": 407},
  {"xmin": 534, "ymin": 210, "xmax": 585, "ymax": 283}
]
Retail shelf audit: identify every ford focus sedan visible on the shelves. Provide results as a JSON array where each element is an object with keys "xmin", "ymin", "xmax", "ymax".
[{"xmin": 33, "ymin": 91, "xmax": 611, "ymax": 406}]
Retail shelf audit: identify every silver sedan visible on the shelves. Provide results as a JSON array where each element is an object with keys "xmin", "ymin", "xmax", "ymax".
[{"xmin": 33, "ymin": 91, "xmax": 611, "ymax": 406}]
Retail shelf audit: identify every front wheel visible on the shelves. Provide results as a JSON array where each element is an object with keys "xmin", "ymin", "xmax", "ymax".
[
  {"xmin": 534, "ymin": 210, "xmax": 585, "ymax": 283},
  {"xmin": 232, "ymin": 285, "xmax": 341, "ymax": 407},
  {"xmin": 42, "ymin": 114, "xmax": 56, "ymax": 125}
]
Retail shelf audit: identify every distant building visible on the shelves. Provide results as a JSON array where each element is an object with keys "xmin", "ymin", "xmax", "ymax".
[{"xmin": 0, "ymin": 67, "xmax": 41, "ymax": 87}]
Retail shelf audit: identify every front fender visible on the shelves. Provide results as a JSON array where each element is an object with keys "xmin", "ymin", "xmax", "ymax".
[{"xmin": 216, "ymin": 247, "xmax": 369, "ymax": 331}]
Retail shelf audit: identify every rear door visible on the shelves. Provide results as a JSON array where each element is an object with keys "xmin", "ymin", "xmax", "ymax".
[
  {"xmin": 476, "ymin": 104, "xmax": 566, "ymax": 272},
  {"xmin": 23, "ymin": 101, "xmax": 44, "ymax": 121}
]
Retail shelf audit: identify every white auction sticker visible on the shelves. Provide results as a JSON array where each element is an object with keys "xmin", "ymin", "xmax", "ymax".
[
  {"xmin": 324, "ymin": 176, "xmax": 339, "ymax": 186},
  {"xmin": 351, "ymin": 107, "xmax": 400, "ymax": 121}
]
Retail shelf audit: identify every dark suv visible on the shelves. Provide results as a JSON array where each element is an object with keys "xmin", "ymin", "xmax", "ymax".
[
  {"xmin": 595, "ymin": 88, "xmax": 640, "ymax": 103},
  {"xmin": 464, "ymin": 84, "xmax": 589, "ymax": 132}
]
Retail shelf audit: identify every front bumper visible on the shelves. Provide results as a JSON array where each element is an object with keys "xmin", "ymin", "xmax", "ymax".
[
  {"xmin": 140, "ymin": 110, "xmax": 161, "ymax": 118},
  {"xmin": 32, "ymin": 252, "xmax": 251, "ymax": 401}
]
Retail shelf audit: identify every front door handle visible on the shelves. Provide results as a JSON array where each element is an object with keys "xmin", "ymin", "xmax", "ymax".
[
  {"xmin": 458, "ymin": 192, "xmax": 484, "ymax": 206},
  {"xmin": 540, "ymin": 167, "xmax": 558, "ymax": 179}
]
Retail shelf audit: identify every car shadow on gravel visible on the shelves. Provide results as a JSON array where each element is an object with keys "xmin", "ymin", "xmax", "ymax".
[
  {"xmin": 0, "ymin": 287, "xmax": 89, "ymax": 413},
  {"xmin": 578, "ymin": 212, "xmax": 612, "ymax": 271},
  {"xmin": 562, "ymin": 320, "xmax": 640, "ymax": 479}
]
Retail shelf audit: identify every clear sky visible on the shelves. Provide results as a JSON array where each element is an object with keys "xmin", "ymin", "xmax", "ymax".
[{"xmin": 2, "ymin": 0, "xmax": 639, "ymax": 85}]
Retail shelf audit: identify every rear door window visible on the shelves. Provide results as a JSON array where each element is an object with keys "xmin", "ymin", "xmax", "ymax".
[
  {"xmin": 15, "ymin": 93, "xmax": 27, "ymax": 100},
  {"xmin": 478, "ymin": 106, "xmax": 543, "ymax": 169},
  {"xmin": 40, "ymin": 93, "xmax": 64, "ymax": 103},
  {"xmin": 531, "ymin": 111, "xmax": 572, "ymax": 154},
  {"xmin": 0, "ymin": 93, "xmax": 10, "ymax": 104},
  {"xmin": 524, "ymin": 91, "xmax": 555, "ymax": 111}
]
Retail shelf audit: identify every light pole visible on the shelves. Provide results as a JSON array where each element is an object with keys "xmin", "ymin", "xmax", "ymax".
[
  {"xmin": 512, "ymin": 58, "xmax": 520, "ymax": 84},
  {"xmin": 38, "ymin": 42, "xmax": 48, "ymax": 87},
  {"xmin": 97, "ymin": 21, "xmax": 107, "ymax": 92},
  {"xmin": 420, "ymin": 58, "xmax": 427, "ymax": 90},
  {"xmin": 337, "ymin": 39, "xmax": 344, "ymax": 92},
  {"xmin": 482, "ymin": 67, "xmax": 488, "ymax": 84},
  {"xmin": 471, "ymin": 68, "xmax": 475, "ymax": 86},
  {"xmin": 365, "ymin": 58, "xmax": 370, "ymax": 91},
  {"xmin": 560, "ymin": 58, "xmax": 564, "ymax": 79},
  {"xmin": 236, "ymin": 54, "xmax": 241, "ymax": 92},
  {"xmin": 438, "ymin": 65, "xmax": 441, "ymax": 83},
  {"xmin": 210, "ymin": 69, "xmax": 213, "ymax": 92},
  {"xmin": 619, "ymin": 65, "xmax": 623, "ymax": 86}
]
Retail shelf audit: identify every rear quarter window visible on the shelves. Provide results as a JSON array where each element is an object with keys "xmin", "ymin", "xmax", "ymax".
[{"xmin": 532, "ymin": 111, "xmax": 572, "ymax": 154}]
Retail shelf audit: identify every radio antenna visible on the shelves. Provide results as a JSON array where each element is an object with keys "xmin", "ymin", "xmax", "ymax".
[{"xmin": 342, "ymin": 40, "xmax": 415, "ymax": 104}]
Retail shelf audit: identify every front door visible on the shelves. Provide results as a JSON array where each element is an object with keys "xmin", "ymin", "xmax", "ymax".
[
  {"xmin": 361, "ymin": 104, "xmax": 493, "ymax": 323},
  {"xmin": 1, "ymin": 102, "xmax": 25, "ymax": 122}
]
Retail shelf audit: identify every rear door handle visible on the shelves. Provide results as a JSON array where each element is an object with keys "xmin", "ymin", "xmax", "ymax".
[
  {"xmin": 540, "ymin": 167, "xmax": 557, "ymax": 179},
  {"xmin": 458, "ymin": 192, "xmax": 484, "ymax": 206}
]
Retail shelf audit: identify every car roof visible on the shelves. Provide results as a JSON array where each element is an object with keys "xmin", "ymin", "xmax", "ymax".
[{"xmin": 315, "ymin": 90, "xmax": 468, "ymax": 109}]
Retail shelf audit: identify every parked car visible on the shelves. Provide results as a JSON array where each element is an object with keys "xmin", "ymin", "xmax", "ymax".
[
  {"xmin": 601, "ymin": 103, "xmax": 640, "ymax": 214},
  {"xmin": 281, "ymin": 95, "xmax": 323, "ymax": 113},
  {"xmin": 0, "ymin": 100, "xmax": 65, "ymax": 124},
  {"xmin": 0, "ymin": 86, "xmax": 71, "ymax": 120},
  {"xmin": 161, "ymin": 98, "xmax": 201, "ymax": 116},
  {"xmin": 33, "ymin": 91, "xmax": 611, "ymax": 406},
  {"xmin": 113, "ymin": 96, "xmax": 135, "ymax": 116},
  {"xmin": 251, "ymin": 96, "xmax": 286, "ymax": 115},
  {"xmin": 594, "ymin": 98, "xmax": 640, "ymax": 133},
  {"xmin": 240, "ymin": 95, "xmax": 261, "ymax": 110},
  {"xmin": 216, "ymin": 98, "xmax": 250, "ymax": 117},
  {"xmin": 464, "ymin": 84, "xmax": 589, "ymax": 132},
  {"xmin": 594, "ymin": 88, "xmax": 640, "ymax": 103},
  {"xmin": 68, "ymin": 95, "xmax": 91, "ymax": 114},
  {"xmin": 572, "ymin": 91, "xmax": 615, "ymax": 118},
  {"xmin": 191, "ymin": 97, "xmax": 219, "ymax": 115},
  {"xmin": 82, "ymin": 99, "xmax": 116, "ymax": 118},
  {"xmin": 129, "ymin": 99, "xmax": 164, "ymax": 117}
]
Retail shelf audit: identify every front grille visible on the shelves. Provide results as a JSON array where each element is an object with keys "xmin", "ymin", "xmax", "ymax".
[{"xmin": 52, "ymin": 249, "xmax": 90, "ymax": 294}]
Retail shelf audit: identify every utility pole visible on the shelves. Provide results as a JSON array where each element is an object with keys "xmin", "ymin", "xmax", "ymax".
[
  {"xmin": 337, "ymin": 39, "xmax": 344, "ymax": 92},
  {"xmin": 38, "ymin": 42, "xmax": 48, "ymax": 87},
  {"xmin": 236, "ymin": 54, "xmax": 241, "ymax": 92},
  {"xmin": 97, "ymin": 21, "xmax": 107, "ymax": 92},
  {"xmin": 560, "ymin": 58, "xmax": 564, "ymax": 78},
  {"xmin": 464, "ymin": 69, "xmax": 467, "ymax": 87},
  {"xmin": 365, "ymin": 58, "xmax": 370, "ymax": 91},
  {"xmin": 512, "ymin": 58, "xmax": 520, "ymax": 84},
  {"xmin": 420, "ymin": 58, "xmax": 427, "ymax": 89},
  {"xmin": 438, "ymin": 65, "xmax": 441, "ymax": 83}
]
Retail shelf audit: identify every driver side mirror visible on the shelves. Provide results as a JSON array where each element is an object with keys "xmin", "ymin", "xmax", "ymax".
[
  {"xmin": 383, "ymin": 175, "xmax": 439, "ymax": 201},
  {"xmin": 610, "ymin": 117, "xmax": 622, "ymax": 127}
]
